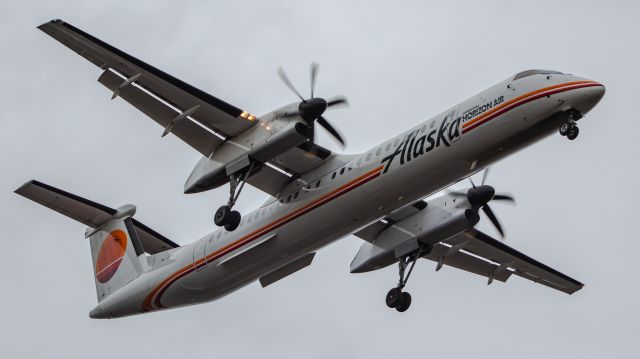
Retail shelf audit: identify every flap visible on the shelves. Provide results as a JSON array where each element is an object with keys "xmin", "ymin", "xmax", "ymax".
[{"xmin": 38, "ymin": 19, "xmax": 256, "ymax": 155}]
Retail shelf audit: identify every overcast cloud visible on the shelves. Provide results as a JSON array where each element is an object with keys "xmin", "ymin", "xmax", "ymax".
[{"xmin": 1, "ymin": 1, "xmax": 638, "ymax": 358}]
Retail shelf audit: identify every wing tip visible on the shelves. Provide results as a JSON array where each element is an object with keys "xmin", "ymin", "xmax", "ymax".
[
  {"xmin": 14, "ymin": 179, "xmax": 37, "ymax": 195},
  {"xmin": 37, "ymin": 19, "xmax": 63, "ymax": 31}
]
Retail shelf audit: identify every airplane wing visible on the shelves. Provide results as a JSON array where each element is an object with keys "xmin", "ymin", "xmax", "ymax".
[
  {"xmin": 15, "ymin": 180, "xmax": 179, "ymax": 254},
  {"xmin": 353, "ymin": 209, "xmax": 583, "ymax": 294},
  {"xmin": 38, "ymin": 19, "xmax": 255, "ymax": 157},
  {"xmin": 427, "ymin": 228, "xmax": 584, "ymax": 294}
]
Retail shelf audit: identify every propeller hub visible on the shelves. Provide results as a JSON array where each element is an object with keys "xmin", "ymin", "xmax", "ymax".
[
  {"xmin": 298, "ymin": 98, "xmax": 328, "ymax": 122},
  {"xmin": 467, "ymin": 185, "xmax": 495, "ymax": 208}
]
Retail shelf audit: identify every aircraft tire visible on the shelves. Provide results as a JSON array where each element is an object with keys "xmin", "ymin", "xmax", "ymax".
[
  {"xmin": 215, "ymin": 205, "xmax": 231, "ymax": 226},
  {"xmin": 395, "ymin": 292, "xmax": 412, "ymax": 312},
  {"xmin": 559, "ymin": 122, "xmax": 571, "ymax": 136},
  {"xmin": 224, "ymin": 211, "xmax": 241, "ymax": 231},
  {"xmin": 567, "ymin": 126, "xmax": 579, "ymax": 140},
  {"xmin": 386, "ymin": 288, "xmax": 402, "ymax": 308}
]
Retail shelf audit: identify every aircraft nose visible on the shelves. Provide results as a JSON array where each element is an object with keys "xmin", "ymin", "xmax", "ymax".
[{"xmin": 569, "ymin": 80, "xmax": 605, "ymax": 114}]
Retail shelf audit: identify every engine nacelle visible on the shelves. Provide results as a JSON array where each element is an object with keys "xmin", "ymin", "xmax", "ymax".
[
  {"xmin": 350, "ymin": 204, "xmax": 480, "ymax": 273},
  {"xmin": 184, "ymin": 118, "xmax": 310, "ymax": 194}
]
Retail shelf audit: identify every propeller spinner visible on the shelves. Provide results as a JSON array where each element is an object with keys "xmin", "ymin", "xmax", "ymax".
[
  {"xmin": 450, "ymin": 168, "xmax": 515, "ymax": 238},
  {"xmin": 277, "ymin": 63, "xmax": 348, "ymax": 147}
]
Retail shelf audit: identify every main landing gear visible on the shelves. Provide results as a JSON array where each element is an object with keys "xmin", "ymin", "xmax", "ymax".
[
  {"xmin": 559, "ymin": 110, "xmax": 582, "ymax": 141},
  {"xmin": 214, "ymin": 162, "xmax": 256, "ymax": 232},
  {"xmin": 385, "ymin": 245, "xmax": 428, "ymax": 313}
]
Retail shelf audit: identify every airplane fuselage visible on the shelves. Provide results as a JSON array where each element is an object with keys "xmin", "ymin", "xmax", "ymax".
[{"xmin": 90, "ymin": 72, "xmax": 604, "ymax": 318}]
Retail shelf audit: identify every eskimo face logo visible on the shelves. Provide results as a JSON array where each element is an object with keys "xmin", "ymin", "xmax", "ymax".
[
  {"xmin": 381, "ymin": 115, "xmax": 462, "ymax": 173},
  {"xmin": 95, "ymin": 229, "xmax": 127, "ymax": 283}
]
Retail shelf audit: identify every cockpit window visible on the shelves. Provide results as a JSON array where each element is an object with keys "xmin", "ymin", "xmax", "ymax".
[{"xmin": 513, "ymin": 69, "xmax": 564, "ymax": 80}]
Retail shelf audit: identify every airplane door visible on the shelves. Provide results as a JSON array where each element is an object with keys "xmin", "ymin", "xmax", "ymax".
[{"xmin": 193, "ymin": 238, "xmax": 208, "ymax": 271}]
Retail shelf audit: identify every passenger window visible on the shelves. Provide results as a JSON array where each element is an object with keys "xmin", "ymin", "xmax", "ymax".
[
  {"xmin": 332, "ymin": 172, "xmax": 336, "ymax": 179},
  {"xmin": 385, "ymin": 143, "xmax": 391, "ymax": 151},
  {"xmin": 293, "ymin": 191, "xmax": 298, "ymax": 199},
  {"xmin": 375, "ymin": 148, "xmax": 381, "ymax": 156},
  {"xmin": 340, "ymin": 168, "xmax": 345, "ymax": 175},
  {"xmin": 316, "ymin": 180, "xmax": 321, "ymax": 188},
  {"xmin": 287, "ymin": 194, "xmax": 292, "ymax": 202},
  {"xmin": 357, "ymin": 158, "xmax": 362, "ymax": 166},
  {"xmin": 366, "ymin": 153, "xmax": 372, "ymax": 161}
]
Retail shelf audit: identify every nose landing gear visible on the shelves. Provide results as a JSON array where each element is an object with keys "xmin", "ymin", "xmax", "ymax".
[
  {"xmin": 559, "ymin": 110, "xmax": 582, "ymax": 141},
  {"xmin": 385, "ymin": 245, "xmax": 428, "ymax": 312}
]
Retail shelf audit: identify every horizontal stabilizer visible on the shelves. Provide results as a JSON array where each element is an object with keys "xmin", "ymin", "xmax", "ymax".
[
  {"xmin": 15, "ymin": 180, "xmax": 178, "ymax": 254},
  {"xmin": 15, "ymin": 180, "xmax": 117, "ymax": 228}
]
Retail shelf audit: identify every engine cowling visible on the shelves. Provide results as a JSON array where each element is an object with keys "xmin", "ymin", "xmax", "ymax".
[
  {"xmin": 184, "ymin": 117, "xmax": 310, "ymax": 194},
  {"xmin": 350, "ymin": 199, "xmax": 480, "ymax": 273}
]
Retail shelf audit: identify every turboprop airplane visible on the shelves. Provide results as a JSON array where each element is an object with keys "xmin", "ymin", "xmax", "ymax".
[{"xmin": 16, "ymin": 19, "xmax": 605, "ymax": 317}]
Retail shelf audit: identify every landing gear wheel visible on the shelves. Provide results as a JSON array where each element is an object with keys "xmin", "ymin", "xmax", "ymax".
[
  {"xmin": 567, "ymin": 126, "xmax": 579, "ymax": 140},
  {"xmin": 559, "ymin": 122, "xmax": 571, "ymax": 136},
  {"xmin": 386, "ymin": 288, "xmax": 402, "ymax": 308},
  {"xmin": 395, "ymin": 292, "xmax": 412, "ymax": 312},
  {"xmin": 214, "ymin": 205, "xmax": 231, "ymax": 226},
  {"xmin": 224, "ymin": 211, "xmax": 241, "ymax": 231}
]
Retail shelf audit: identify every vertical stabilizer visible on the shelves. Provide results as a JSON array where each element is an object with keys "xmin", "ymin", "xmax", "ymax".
[{"xmin": 15, "ymin": 180, "xmax": 179, "ymax": 305}]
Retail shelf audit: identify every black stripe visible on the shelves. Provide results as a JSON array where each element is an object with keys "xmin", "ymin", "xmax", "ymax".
[
  {"xmin": 471, "ymin": 229, "xmax": 583, "ymax": 286},
  {"xmin": 56, "ymin": 20, "xmax": 243, "ymax": 118},
  {"xmin": 30, "ymin": 180, "xmax": 117, "ymax": 215}
]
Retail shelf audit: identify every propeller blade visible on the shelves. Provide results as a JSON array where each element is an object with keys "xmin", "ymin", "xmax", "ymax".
[
  {"xmin": 469, "ymin": 178, "xmax": 477, "ymax": 188},
  {"xmin": 310, "ymin": 62, "xmax": 319, "ymax": 98},
  {"xmin": 317, "ymin": 115, "xmax": 346, "ymax": 147},
  {"xmin": 327, "ymin": 96, "xmax": 349, "ymax": 108},
  {"xmin": 481, "ymin": 168, "xmax": 490, "ymax": 186},
  {"xmin": 277, "ymin": 67, "xmax": 305, "ymax": 102},
  {"xmin": 482, "ymin": 205, "xmax": 504, "ymax": 238},
  {"xmin": 493, "ymin": 194, "xmax": 515, "ymax": 203}
]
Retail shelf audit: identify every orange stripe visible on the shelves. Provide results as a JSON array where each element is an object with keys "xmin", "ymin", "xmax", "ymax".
[
  {"xmin": 463, "ymin": 80, "xmax": 597, "ymax": 129},
  {"xmin": 142, "ymin": 165, "xmax": 384, "ymax": 311}
]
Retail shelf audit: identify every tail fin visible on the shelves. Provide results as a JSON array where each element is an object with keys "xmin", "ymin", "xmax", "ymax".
[
  {"xmin": 87, "ymin": 215, "xmax": 144, "ymax": 301},
  {"xmin": 15, "ymin": 180, "xmax": 179, "ymax": 302}
]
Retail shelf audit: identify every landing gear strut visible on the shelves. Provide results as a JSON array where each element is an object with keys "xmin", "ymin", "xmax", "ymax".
[
  {"xmin": 214, "ymin": 161, "xmax": 256, "ymax": 231},
  {"xmin": 559, "ymin": 110, "xmax": 582, "ymax": 141},
  {"xmin": 385, "ymin": 245, "xmax": 427, "ymax": 312}
]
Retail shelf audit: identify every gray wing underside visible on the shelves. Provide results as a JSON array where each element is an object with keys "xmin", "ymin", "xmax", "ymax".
[
  {"xmin": 15, "ymin": 180, "xmax": 178, "ymax": 254},
  {"xmin": 353, "ymin": 205, "xmax": 583, "ymax": 294},
  {"xmin": 38, "ymin": 19, "xmax": 255, "ymax": 157}
]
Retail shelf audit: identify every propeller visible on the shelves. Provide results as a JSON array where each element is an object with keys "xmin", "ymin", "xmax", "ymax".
[
  {"xmin": 277, "ymin": 62, "xmax": 349, "ymax": 147},
  {"xmin": 449, "ymin": 168, "xmax": 515, "ymax": 238}
]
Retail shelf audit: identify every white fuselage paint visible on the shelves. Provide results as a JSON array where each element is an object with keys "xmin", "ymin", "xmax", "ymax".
[{"xmin": 90, "ymin": 72, "xmax": 604, "ymax": 318}]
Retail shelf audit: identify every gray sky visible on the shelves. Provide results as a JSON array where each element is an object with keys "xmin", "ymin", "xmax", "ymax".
[{"xmin": 1, "ymin": 0, "xmax": 638, "ymax": 358}]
